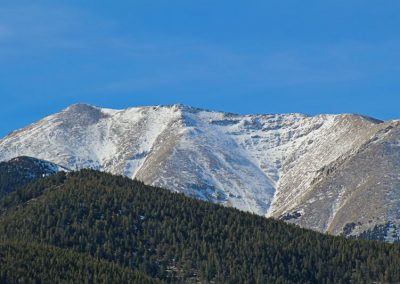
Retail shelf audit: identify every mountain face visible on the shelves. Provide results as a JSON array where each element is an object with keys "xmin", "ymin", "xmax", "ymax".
[
  {"xmin": 0, "ymin": 156, "xmax": 66, "ymax": 198},
  {"xmin": 0, "ymin": 103, "xmax": 399, "ymax": 240}
]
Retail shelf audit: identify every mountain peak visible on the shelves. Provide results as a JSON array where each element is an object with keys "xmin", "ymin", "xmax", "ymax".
[
  {"xmin": 63, "ymin": 103, "xmax": 111, "ymax": 117},
  {"xmin": 0, "ymin": 104, "xmax": 398, "ymax": 241}
]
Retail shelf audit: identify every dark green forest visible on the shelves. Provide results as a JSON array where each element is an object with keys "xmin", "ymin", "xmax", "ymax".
[
  {"xmin": 1, "ymin": 170, "xmax": 400, "ymax": 283},
  {"xmin": 0, "ymin": 241, "xmax": 159, "ymax": 284}
]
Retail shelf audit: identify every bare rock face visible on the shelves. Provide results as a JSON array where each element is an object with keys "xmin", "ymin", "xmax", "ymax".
[
  {"xmin": 286, "ymin": 121, "xmax": 400, "ymax": 241},
  {"xmin": 1, "ymin": 103, "xmax": 400, "ymax": 241}
]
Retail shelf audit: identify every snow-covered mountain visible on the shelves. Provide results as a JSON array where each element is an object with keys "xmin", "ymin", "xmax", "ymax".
[{"xmin": 1, "ymin": 103, "xmax": 399, "ymax": 240}]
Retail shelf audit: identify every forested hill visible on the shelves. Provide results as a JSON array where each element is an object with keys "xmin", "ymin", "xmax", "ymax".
[
  {"xmin": 1, "ymin": 170, "xmax": 400, "ymax": 283},
  {"xmin": 0, "ymin": 156, "xmax": 65, "ymax": 199}
]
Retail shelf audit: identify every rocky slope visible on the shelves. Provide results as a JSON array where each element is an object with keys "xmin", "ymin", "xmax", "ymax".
[{"xmin": 0, "ymin": 103, "xmax": 399, "ymax": 240}]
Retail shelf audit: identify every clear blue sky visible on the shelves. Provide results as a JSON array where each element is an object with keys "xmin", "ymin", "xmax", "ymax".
[{"xmin": 1, "ymin": 1, "xmax": 400, "ymax": 138}]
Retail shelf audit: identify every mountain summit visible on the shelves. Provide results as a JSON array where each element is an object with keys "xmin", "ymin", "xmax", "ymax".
[{"xmin": 1, "ymin": 103, "xmax": 399, "ymax": 240}]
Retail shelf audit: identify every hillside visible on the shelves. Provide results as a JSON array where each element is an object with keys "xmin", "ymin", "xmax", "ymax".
[
  {"xmin": 0, "ymin": 170, "xmax": 399, "ymax": 283},
  {"xmin": 0, "ymin": 156, "xmax": 66, "ymax": 199}
]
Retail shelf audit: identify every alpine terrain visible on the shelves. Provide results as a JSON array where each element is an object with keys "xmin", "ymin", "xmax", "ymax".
[{"xmin": 0, "ymin": 103, "xmax": 399, "ymax": 240}]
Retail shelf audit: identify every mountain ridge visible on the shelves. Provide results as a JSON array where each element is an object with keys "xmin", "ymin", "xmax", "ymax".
[{"xmin": 0, "ymin": 103, "xmax": 398, "ymax": 240}]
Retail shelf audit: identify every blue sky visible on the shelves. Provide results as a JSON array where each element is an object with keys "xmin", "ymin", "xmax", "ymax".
[{"xmin": 1, "ymin": 1, "xmax": 400, "ymax": 137}]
